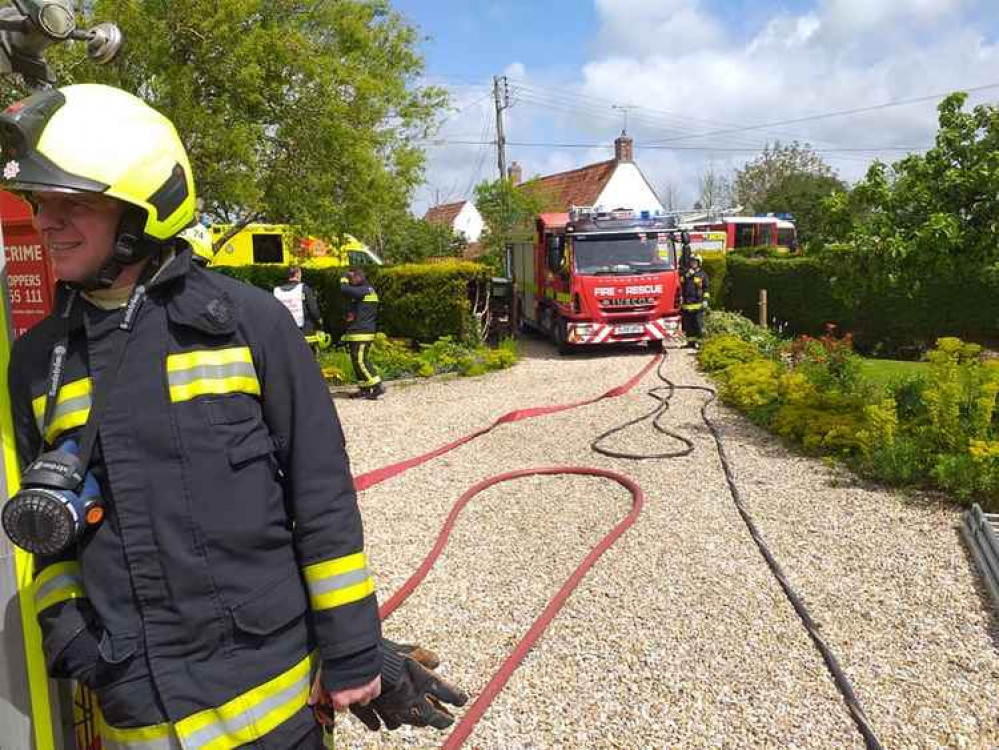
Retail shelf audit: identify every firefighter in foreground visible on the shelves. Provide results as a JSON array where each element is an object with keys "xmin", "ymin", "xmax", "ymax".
[
  {"xmin": 340, "ymin": 268, "xmax": 386, "ymax": 400},
  {"xmin": 1, "ymin": 84, "xmax": 464, "ymax": 747},
  {"xmin": 680, "ymin": 253, "xmax": 710, "ymax": 348}
]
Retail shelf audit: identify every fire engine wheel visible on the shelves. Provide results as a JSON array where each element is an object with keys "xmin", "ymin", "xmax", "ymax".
[{"xmin": 554, "ymin": 317, "xmax": 572, "ymax": 356}]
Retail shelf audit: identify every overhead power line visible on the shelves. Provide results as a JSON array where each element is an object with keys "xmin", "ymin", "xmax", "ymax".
[
  {"xmin": 415, "ymin": 138, "xmax": 932, "ymax": 153},
  {"xmin": 645, "ymin": 81, "xmax": 999, "ymax": 145}
]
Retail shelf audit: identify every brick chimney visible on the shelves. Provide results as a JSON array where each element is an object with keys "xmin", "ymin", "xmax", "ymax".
[
  {"xmin": 507, "ymin": 161, "xmax": 523, "ymax": 185},
  {"xmin": 614, "ymin": 132, "xmax": 634, "ymax": 163}
]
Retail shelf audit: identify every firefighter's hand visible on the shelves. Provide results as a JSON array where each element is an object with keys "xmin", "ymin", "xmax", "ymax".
[
  {"xmin": 309, "ymin": 673, "xmax": 382, "ymax": 717},
  {"xmin": 349, "ymin": 642, "xmax": 467, "ymax": 731}
]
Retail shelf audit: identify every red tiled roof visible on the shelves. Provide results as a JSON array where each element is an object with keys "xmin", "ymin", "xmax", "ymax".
[
  {"xmin": 526, "ymin": 159, "xmax": 617, "ymax": 210},
  {"xmin": 424, "ymin": 200, "xmax": 467, "ymax": 226}
]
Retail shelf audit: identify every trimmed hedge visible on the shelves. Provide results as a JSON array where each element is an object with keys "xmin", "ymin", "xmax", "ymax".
[
  {"xmin": 699, "ymin": 251, "xmax": 727, "ymax": 309},
  {"xmin": 214, "ymin": 259, "xmax": 490, "ymax": 343},
  {"xmin": 721, "ymin": 254, "xmax": 999, "ymax": 353}
]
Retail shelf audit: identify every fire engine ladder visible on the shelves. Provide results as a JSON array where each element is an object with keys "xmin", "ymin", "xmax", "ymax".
[{"xmin": 961, "ymin": 504, "xmax": 999, "ymax": 617}]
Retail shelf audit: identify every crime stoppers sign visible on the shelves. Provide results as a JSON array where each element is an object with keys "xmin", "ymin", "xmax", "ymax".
[{"xmin": 1, "ymin": 191, "xmax": 53, "ymax": 338}]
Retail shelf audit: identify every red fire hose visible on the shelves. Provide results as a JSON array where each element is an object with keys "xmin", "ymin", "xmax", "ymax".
[
  {"xmin": 357, "ymin": 348, "xmax": 883, "ymax": 750},
  {"xmin": 354, "ymin": 354, "xmax": 660, "ymax": 748}
]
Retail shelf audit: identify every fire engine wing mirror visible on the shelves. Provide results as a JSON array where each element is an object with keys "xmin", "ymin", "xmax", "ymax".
[{"xmin": 545, "ymin": 234, "xmax": 564, "ymax": 273}]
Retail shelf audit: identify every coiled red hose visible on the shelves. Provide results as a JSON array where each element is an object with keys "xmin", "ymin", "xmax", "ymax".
[{"xmin": 354, "ymin": 354, "xmax": 660, "ymax": 747}]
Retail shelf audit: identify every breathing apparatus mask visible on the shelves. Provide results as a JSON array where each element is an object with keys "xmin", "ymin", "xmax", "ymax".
[
  {"xmin": 2, "ymin": 438, "xmax": 103, "ymax": 555},
  {"xmin": 2, "ymin": 283, "xmax": 146, "ymax": 555}
]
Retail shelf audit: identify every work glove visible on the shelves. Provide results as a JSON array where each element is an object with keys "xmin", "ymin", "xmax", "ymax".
[{"xmin": 349, "ymin": 639, "xmax": 467, "ymax": 731}]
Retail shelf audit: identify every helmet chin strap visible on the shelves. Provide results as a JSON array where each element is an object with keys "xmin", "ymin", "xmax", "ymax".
[{"xmin": 79, "ymin": 208, "xmax": 161, "ymax": 291}]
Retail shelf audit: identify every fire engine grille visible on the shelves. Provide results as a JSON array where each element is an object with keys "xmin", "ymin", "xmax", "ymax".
[{"xmin": 599, "ymin": 297, "xmax": 656, "ymax": 308}]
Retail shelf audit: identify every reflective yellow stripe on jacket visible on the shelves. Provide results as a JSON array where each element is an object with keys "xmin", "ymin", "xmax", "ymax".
[
  {"xmin": 101, "ymin": 719, "xmax": 180, "ymax": 750},
  {"xmin": 166, "ymin": 347, "xmax": 260, "ymax": 403},
  {"xmin": 101, "ymin": 653, "xmax": 317, "ymax": 750},
  {"xmin": 303, "ymin": 551, "xmax": 375, "ymax": 611},
  {"xmin": 31, "ymin": 377, "xmax": 92, "ymax": 443},
  {"xmin": 33, "ymin": 561, "xmax": 86, "ymax": 613},
  {"xmin": 362, "ymin": 292, "xmax": 379, "ymax": 303}
]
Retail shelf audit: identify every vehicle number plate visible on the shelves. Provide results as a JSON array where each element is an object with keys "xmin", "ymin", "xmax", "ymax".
[{"xmin": 615, "ymin": 324, "xmax": 644, "ymax": 335}]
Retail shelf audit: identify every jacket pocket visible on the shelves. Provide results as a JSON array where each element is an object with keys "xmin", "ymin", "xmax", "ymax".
[
  {"xmin": 227, "ymin": 432, "xmax": 275, "ymax": 468},
  {"xmin": 98, "ymin": 630, "xmax": 139, "ymax": 664},
  {"xmin": 230, "ymin": 571, "xmax": 309, "ymax": 637},
  {"xmin": 93, "ymin": 631, "xmax": 147, "ymax": 692},
  {"xmin": 206, "ymin": 395, "xmax": 256, "ymax": 425}
]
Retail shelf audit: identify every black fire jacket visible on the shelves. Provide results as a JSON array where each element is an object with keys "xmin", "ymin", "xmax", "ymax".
[
  {"xmin": 9, "ymin": 248, "xmax": 381, "ymax": 747},
  {"xmin": 339, "ymin": 279, "xmax": 379, "ymax": 342}
]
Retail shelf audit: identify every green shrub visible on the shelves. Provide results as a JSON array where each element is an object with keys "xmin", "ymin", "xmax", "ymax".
[
  {"xmin": 703, "ymin": 310, "xmax": 785, "ymax": 356},
  {"xmin": 215, "ymin": 260, "xmax": 490, "ymax": 343},
  {"xmin": 698, "ymin": 335, "xmax": 761, "ymax": 373},
  {"xmin": 698, "ymin": 251, "xmax": 727, "ymax": 308},
  {"xmin": 771, "ymin": 403, "xmax": 866, "ymax": 454},
  {"xmin": 316, "ymin": 333, "xmax": 519, "ymax": 384},
  {"xmin": 720, "ymin": 359, "xmax": 780, "ymax": 416}
]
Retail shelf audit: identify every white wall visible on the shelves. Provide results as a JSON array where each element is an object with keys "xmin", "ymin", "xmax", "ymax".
[
  {"xmin": 596, "ymin": 163, "xmax": 664, "ymax": 215},
  {"xmin": 453, "ymin": 202, "xmax": 484, "ymax": 243}
]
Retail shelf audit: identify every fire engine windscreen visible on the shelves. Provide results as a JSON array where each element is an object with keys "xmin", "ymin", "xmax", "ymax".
[{"xmin": 573, "ymin": 233, "xmax": 673, "ymax": 275}]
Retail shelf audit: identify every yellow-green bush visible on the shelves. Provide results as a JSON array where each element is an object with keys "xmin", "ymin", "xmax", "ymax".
[
  {"xmin": 698, "ymin": 335, "xmax": 761, "ymax": 373},
  {"xmin": 720, "ymin": 359, "xmax": 779, "ymax": 414}
]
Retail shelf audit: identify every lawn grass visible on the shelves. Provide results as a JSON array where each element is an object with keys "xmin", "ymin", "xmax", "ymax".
[{"xmin": 859, "ymin": 358, "xmax": 929, "ymax": 388}]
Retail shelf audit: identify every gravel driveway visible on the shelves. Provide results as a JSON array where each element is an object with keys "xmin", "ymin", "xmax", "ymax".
[{"xmin": 331, "ymin": 337, "xmax": 999, "ymax": 750}]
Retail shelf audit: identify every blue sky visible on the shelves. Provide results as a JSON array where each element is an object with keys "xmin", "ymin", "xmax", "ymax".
[{"xmin": 394, "ymin": 1, "xmax": 999, "ymax": 214}]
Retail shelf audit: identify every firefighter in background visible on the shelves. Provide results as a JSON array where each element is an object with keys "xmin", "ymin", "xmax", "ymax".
[
  {"xmin": 274, "ymin": 265, "xmax": 324, "ymax": 334},
  {"xmin": 681, "ymin": 254, "xmax": 710, "ymax": 348},
  {"xmin": 340, "ymin": 268, "xmax": 386, "ymax": 400},
  {"xmin": 2, "ymin": 84, "xmax": 464, "ymax": 746}
]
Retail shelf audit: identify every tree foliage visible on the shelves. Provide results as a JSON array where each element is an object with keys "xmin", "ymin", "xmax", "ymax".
[
  {"xmin": 474, "ymin": 177, "xmax": 558, "ymax": 271},
  {"xmin": 734, "ymin": 141, "xmax": 838, "ymax": 212},
  {"xmin": 822, "ymin": 92, "xmax": 999, "ymax": 297},
  {"xmin": 759, "ymin": 172, "xmax": 846, "ymax": 247},
  {"xmin": 372, "ymin": 215, "xmax": 468, "ymax": 264},
  {"xmin": 697, "ymin": 163, "xmax": 733, "ymax": 212},
  {"xmin": 2, "ymin": 0, "xmax": 446, "ymax": 242}
]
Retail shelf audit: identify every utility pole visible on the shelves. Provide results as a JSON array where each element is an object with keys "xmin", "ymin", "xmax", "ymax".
[{"xmin": 493, "ymin": 75, "xmax": 510, "ymax": 180}]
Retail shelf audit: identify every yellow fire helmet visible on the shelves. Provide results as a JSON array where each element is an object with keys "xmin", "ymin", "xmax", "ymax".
[
  {"xmin": 180, "ymin": 223, "xmax": 215, "ymax": 265},
  {"xmin": 0, "ymin": 83, "xmax": 195, "ymax": 241}
]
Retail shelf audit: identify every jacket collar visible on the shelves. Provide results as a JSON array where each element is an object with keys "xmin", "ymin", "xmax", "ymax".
[{"xmin": 53, "ymin": 247, "xmax": 238, "ymax": 337}]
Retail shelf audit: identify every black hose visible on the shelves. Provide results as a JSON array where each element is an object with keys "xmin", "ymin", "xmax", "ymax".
[{"xmin": 594, "ymin": 351, "xmax": 884, "ymax": 750}]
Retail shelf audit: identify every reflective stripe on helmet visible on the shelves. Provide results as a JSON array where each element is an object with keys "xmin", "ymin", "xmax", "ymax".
[{"xmin": 165, "ymin": 348, "xmax": 260, "ymax": 403}]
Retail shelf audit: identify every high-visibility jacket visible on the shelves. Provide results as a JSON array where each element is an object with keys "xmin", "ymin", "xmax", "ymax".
[
  {"xmin": 339, "ymin": 279, "xmax": 378, "ymax": 342},
  {"xmin": 680, "ymin": 268, "xmax": 710, "ymax": 311},
  {"xmin": 273, "ymin": 281, "xmax": 323, "ymax": 334},
  {"xmin": 8, "ymin": 248, "xmax": 381, "ymax": 748}
]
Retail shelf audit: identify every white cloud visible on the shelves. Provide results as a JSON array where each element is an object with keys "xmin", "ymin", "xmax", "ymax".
[
  {"xmin": 413, "ymin": 1, "xmax": 998, "ymax": 215},
  {"xmin": 593, "ymin": 0, "xmax": 725, "ymax": 57}
]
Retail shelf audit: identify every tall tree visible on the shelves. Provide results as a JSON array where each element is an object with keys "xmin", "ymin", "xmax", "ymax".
[
  {"xmin": 373, "ymin": 215, "xmax": 467, "ymax": 264},
  {"xmin": 474, "ymin": 177, "xmax": 557, "ymax": 271},
  {"xmin": 7, "ymin": 0, "xmax": 446, "ymax": 242},
  {"xmin": 823, "ymin": 92, "xmax": 999, "ymax": 296},
  {"xmin": 658, "ymin": 180, "xmax": 682, "ymax": 212},
  {"xmin": 759, "ymin": 172, "xmax": 847, "ymax": 248},
  {"xmin": 734, "ymin": 141, "xmax": 837, "ymax": 212},
  {"xmin": 697, "ymin": 163, "xmax": 733, "ymax": 213}
]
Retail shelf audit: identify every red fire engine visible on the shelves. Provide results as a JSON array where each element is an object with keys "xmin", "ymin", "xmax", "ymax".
[{"xmin": 511, "ymin": 207, "xmax": 683, "ymax": 353}]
